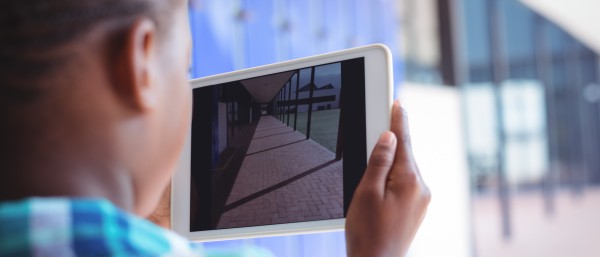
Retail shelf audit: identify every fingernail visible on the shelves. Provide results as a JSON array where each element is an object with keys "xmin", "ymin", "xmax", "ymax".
[
  {"xmin": 397, "ymin": 99, "xmax": 404, "ymax": 108},
  {"xmin": 393, "ymin": 100, "xmax": 401, "ymax": 109},
  {"xmin": 379, "ymin": 131, "xmax": 395, "ymax": 146}
]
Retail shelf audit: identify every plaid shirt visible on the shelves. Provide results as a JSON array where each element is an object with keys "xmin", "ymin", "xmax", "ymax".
[{"xmin": 0, "ymin": 198, "xmax": 272, "ymax": 257}]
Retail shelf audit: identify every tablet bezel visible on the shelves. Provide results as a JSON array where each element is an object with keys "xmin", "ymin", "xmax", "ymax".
[{"xmin": 172, "ymin": 44, "xmax": 393, "ymax": 242}]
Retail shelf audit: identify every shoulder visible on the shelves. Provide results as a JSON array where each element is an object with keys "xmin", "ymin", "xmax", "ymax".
[{"xmin": 0, "ymin": 198, "xmax": 202, "ymax": 257}]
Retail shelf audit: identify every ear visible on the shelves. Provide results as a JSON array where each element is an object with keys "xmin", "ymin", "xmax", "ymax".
[{"xmin": 114, "ymin": 18, "xmax": 159, "ymax": 112}]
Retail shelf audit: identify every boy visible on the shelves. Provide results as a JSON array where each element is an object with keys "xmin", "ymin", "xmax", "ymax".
[{"xmin": 0, "ymin": 0, "xmax": 430, "ymax": 256}]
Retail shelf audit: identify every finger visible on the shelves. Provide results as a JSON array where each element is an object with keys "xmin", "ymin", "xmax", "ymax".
[
  {"xmin": 390, "ymin": 100, "xmax": 427, "ymax": 182},
  {"xmin": 360, "ymin": 131, "xmax": 397, "ymax": 195},
  {"xmin": 390, "ymin": 100, "xmax": 413, "ymax": 166}
]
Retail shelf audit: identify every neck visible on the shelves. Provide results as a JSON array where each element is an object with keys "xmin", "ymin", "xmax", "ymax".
[
  {"xmin": 0, "ymin": 152, "xmax": 136, "ymax": 211},
  {"xmin": 0, "ymin": 113, "xmax": 135, "ymax": 212},
  {"xmin": 0, "ymin": 159, "xmax": 135, "ymax": 212}
]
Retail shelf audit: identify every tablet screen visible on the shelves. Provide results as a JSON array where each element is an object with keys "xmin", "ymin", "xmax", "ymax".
[{"xmin": 190, "ymin": 58, "xmax": 367, "ymax": 232}]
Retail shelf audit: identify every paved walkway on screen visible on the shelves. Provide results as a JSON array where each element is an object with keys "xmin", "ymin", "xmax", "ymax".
[{"xmin": 216, "ymin": 115, "xmax": 343, "ymax": 229}]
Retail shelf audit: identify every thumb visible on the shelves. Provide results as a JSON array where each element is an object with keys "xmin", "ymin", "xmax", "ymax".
[{"xmin": 359, "ymin": 131, "xmax": 397, "ymax": 196}]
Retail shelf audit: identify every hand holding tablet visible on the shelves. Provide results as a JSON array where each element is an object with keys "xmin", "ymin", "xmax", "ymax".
[
  {"xmin": 170, "ymin": 45, "xmax": 430, "ymax": 249},
  {"xmin": 346, "ymin": 101, "xmax": 431, "ymax": 257}
]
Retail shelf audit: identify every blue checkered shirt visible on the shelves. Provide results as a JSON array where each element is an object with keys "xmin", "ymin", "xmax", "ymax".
[{"xmin": 0, "ymin": 198, "xmax": 273, "ymax": 257}]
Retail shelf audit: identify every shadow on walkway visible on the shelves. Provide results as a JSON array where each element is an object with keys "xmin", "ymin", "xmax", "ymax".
[{"xmin": 215, "ymin": 115, "xmax": 343, "ymax": 229}]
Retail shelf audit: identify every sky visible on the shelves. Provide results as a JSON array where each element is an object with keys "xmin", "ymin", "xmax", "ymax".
[{"xmin": 296, "ymin": 62, "xmax": 342, "ymax": 91}]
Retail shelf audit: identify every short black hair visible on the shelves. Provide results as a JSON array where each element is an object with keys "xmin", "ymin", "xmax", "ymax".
[{"xmin": 0, "ymin": 0, "xmax": 178, "ymax": 102}]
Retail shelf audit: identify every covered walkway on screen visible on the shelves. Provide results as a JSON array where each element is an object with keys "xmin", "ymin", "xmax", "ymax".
[{"xmin": 213, "ymin": 67, "xmax": 344, "ymax": 229}]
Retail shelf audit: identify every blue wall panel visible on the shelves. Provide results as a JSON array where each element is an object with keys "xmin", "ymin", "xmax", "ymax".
[
  {"xmin": 202, "ymin": 232, "xmax": 348, "ymax": 257},
  {"xmin": 189, "ymin": 0, "xmax": 402, "ymax": 82}
]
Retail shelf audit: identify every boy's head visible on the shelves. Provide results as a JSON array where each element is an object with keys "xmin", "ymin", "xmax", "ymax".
[{"xmin": 0, "ymin": 0, "xmax": 192, "ymax": 216}]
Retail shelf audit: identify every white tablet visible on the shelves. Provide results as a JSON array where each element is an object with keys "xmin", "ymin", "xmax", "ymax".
[{"xmin": 172, "ymin": 44, "xmax": 393, "ymax": 242}]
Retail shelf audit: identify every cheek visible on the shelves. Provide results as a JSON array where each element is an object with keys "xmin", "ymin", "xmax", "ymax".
[
  {"xmin": 173, "ymin": 80, "xmax": 192, "ymax": 149},
  {"xmin": 164, "ymin": 70, "xmax": 191, "ymax": 160}
]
